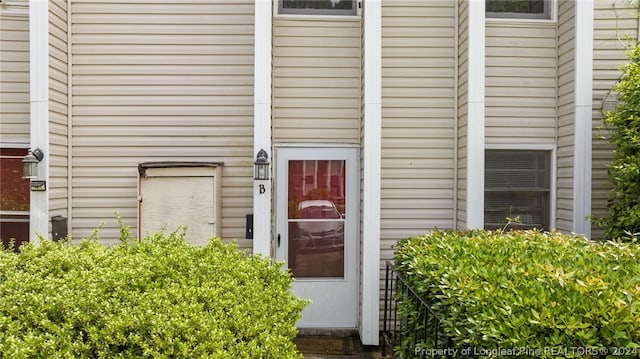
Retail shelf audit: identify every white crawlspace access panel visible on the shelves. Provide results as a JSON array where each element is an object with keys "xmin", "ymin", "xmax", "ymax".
[{"xmin": 138, "ymin": 163, "xmax": 222, "ymax": 245}]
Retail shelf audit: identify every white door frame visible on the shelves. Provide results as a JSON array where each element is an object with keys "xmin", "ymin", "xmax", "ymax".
[{"xmin": 274, "ymin": 145, "xmax": 359, "ymax": 328}]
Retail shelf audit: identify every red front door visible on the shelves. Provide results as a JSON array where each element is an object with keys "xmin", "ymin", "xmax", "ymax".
[{"xmin": 0, "ymin": 148, "xmax": 30, "ymax": 251}]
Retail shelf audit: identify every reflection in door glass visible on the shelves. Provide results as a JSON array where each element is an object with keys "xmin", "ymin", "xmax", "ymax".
[
  {"xmin": 288, "ymin": 160, "xmax": 345, "ymax": 278},
  {"xmin": 0, "ymin": 148, "xmax": 30, "ymax": 251},
  {"xmin": 0, "ymin": 149, "xmax": 30, "ymax": 212}
]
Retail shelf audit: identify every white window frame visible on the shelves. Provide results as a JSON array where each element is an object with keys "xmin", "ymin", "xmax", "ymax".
[
  {"xmin": 485, "ymin": 0, "xmax": 556, "ymax": 21},
  {"xmin": 484, "ymin": 144, "xmax": 557, "ymax": 231},
  {"xmin": 276, "ymin": 0, "xmax": 360, "ymax": 16}
]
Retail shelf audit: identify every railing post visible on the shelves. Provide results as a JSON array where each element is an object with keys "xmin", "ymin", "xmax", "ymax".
[
  {"xmin": 382, "ymin": 262, "xmax": 390, "ymax": 357},
  {"xmin": 422, "ymin": 305, "xmax": 428, "ymax": 359},
  {"xmin": 391, "ymin": 268, "xmax": 396, "ymax": 346}
]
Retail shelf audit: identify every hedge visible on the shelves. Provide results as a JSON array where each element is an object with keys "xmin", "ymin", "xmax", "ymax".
[
  {"xmin": 601, "ymin": 41, "xmax": 640, "ymax": 241},
  {"xmin": 0, "ymin": 224, "xmax": 307, "ymax": 358},
  {"xmin": 393, "ymin": 230, "xmax": 640, "ymax": 358}
]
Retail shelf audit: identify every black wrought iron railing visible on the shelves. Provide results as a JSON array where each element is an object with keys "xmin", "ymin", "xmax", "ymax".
[{"xmin": 382, "ymin": 261, "xmax": 458, "ymax": 358}]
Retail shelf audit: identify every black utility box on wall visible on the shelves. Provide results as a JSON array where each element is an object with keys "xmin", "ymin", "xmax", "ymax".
[
  {"xmin": 51, "ymin": 216, "xmax": 67, "ymax": 241},
  {"xmin": 245, "ymin": 214, "xmax": 253, "ymax": 240}
]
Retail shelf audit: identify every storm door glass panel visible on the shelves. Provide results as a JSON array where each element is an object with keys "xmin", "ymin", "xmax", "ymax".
[
  {"xmin": 0, "ymin": 148, "xmax": 30, "ymax": 250},
  {"xmin": 288, "ymin": 160, "xmax": 346, "ymax": 278}
]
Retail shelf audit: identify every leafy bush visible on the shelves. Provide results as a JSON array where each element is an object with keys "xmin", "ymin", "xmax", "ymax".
[
  {"xmin": 394, "ymin": 230, "xmax": 640, "ymax": 357},
  {"xmin": 0, "ymin": 225, "xmax": 307, "ymax": 358},
  {"xmin": 601, "ymin": 41, "xmax": 640, "ymax": 240}
]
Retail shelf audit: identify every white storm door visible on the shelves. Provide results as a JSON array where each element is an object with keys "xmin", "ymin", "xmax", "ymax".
[{"xmin": 275, "ymin": 146, "xmax": 359, "ymax": 328}]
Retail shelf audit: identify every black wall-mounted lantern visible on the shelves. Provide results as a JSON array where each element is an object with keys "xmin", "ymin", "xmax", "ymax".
[
  {"xmin": 22, "ymin": 148, "xmax": 44, "ymax": 179},
  {"xmin": 254, "ymin": 149, "xmax": 270, "ymax": 180}
]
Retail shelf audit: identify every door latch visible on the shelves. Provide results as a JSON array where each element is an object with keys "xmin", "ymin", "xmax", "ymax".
[{"xmin": 277, "ymin": 234, "xmax": 281, "ymax": 248}]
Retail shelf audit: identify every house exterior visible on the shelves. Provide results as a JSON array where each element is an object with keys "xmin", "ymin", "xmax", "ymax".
[{"xmin": 0, "ymin": 0, "xmax": 635, "ymax": 345}]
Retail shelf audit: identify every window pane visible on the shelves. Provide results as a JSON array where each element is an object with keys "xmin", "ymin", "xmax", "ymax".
[
  {"xmin": 288, "ymin": 160, "xmax": 346, "ymax": 278},
  {"xmin": 280, "ymin": 0, "xmax": 357, "ymax": 15},
  {"xmin": 484, "ymin": 150, "xmax": 550, "ymax": 230},
  {"xmin": 485, "ymin": 191, "xmax": 549, "ymax": 230},
  {"xmin": 485, "ymin": 151, "xmax": 550, "ymax": 189},
  {"xmin": 486, "ymin": 0, "xmax": 549, "ymax": 19}
]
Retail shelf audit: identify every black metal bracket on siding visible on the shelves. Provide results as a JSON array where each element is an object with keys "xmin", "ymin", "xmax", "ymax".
[{"xmin": 137, "ymin": 161, "xmax": 224, "ymax": 178}]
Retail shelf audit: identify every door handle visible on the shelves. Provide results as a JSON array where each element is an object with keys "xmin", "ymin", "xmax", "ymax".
[{"xmin": 277, "ymin": 234, "xmax": 281, "ymax": 248}]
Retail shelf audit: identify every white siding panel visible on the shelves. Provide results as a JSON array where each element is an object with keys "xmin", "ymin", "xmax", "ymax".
[
  {"xmin": 0, "ymin": 5, "xmax": 30, "ymax": 141},
  {"xmin": 591, "ymin": 0, "xmax": 638, "ymax": 239},
  {"xmin": 381, "ymin": 0, "xmax": 455, "ymax": 243},
  {"xmin": 380, "ymin": 0, "xmax": 456, "ymax": 327},
  {"xmin": 48, "ymin": 0, "xmax": 69, "ymax": 220},
  {"xmin": 272, "ymin": 18, "xmax": 361, "ymax": 143},
  {"xmin": 485, "ymin": 21, "xmax": 557, "ymax": 145},
  {"xmin": 71, "ymin": 1, "xmax": 255, "ymax": 247}
]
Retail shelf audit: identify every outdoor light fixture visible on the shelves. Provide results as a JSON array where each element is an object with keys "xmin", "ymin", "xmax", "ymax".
[
  {"xmin": 254, "ymin": 149, "xmax": 270, "ymax": 180},
  {"xmin": 22, "ymin": 148, "xmax": 44, "ymax": 179}
]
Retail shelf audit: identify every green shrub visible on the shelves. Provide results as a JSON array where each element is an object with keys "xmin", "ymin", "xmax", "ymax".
[
  {"xmin": 394, "ymin": 230, "xmax": 640, "ymax": 358},
  {"xmin": 601, "ymin": 41, "xmax": 640, "ymax": 240},
  {"xmin": 0, "ymin": 226, "xmax": 307, "ymax": 358}
]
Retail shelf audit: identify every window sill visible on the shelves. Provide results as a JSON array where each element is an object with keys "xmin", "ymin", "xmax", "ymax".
[
  {"xmin": 274, "ymin": 13, "xmax": 361, "ymax": 21},
  {"xmin": 485, "ymin": 18, "xmax": 557, "ymax": 27}
]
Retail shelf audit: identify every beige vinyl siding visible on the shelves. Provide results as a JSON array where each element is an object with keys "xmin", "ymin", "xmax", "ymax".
[
  {"xmin": 0, "ymin": 1, "xmax": 29, "ymax": 143},
  {"xmin": 381, "ymin": 0, "xmax": 455, "ymax": 254},
  {"xmin": 49, "ymin": 0, "xmax": 69, "ymax": 219},
  {"xmin": 485, "ymin": 22, "xmax": 557, "ymax": 145},
  {"xmin": 272, "ymin": 17, "xmax": 361, "ymax": 143},
  {"xmin": 71, "ymin": 1, "xmax": 254, "ymax": 246},
  {"xmin": 359, "ymin": 1, "xmax": 365, "ymax": 328},
  {"xmin": 379, "ymin": 0, "xmax": 456, "ymax": 331},
  {"xmin": 592, "ymin": 0, "xmax": 637, "ymax": 239},
  {"xmin": 456, "ymin": 0, "xmax": 469, "ymax": 228},
  {"xmin": 556, "ymin": 1, "xmax": 575, "ymax": 233}
]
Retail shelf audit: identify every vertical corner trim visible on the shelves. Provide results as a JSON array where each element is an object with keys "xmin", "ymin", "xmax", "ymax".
[
  {"xmin": 361, "ymin": 0, "xmax": 382, "ymax": 347},
  {"xmin": 253, "ymin": 0, "xmax": 273, "ymax": 256},
  {"xmin": 573, "ymin": 0, "xmax": 594, "ymax": 237},
  {"xmin": 28, "ymin": 0, "xmax": 50, "ymax": 243},
  {"xmin": 466, "ymin": 0, "xmax": 486, "ymax": 229}
]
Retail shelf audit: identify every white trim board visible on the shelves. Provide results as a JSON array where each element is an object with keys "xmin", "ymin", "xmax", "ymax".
[
  {"xmin": 360, "ymin": 0, "xmax": 381, "ymax": 347},
  {"xmin": 253, "ymin": 0, "xmax": 273, "ymax": 256},
  {"xmin": 29, "ymin": 0, "xmax": 50, "ymax": 243},
  {"xmin": 573, "ymin": 0, "xmax": 593, "ymax": 238},
  {"xmin": 466, "ymin": 0, "xmax": 486, "ymax": 229}
]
